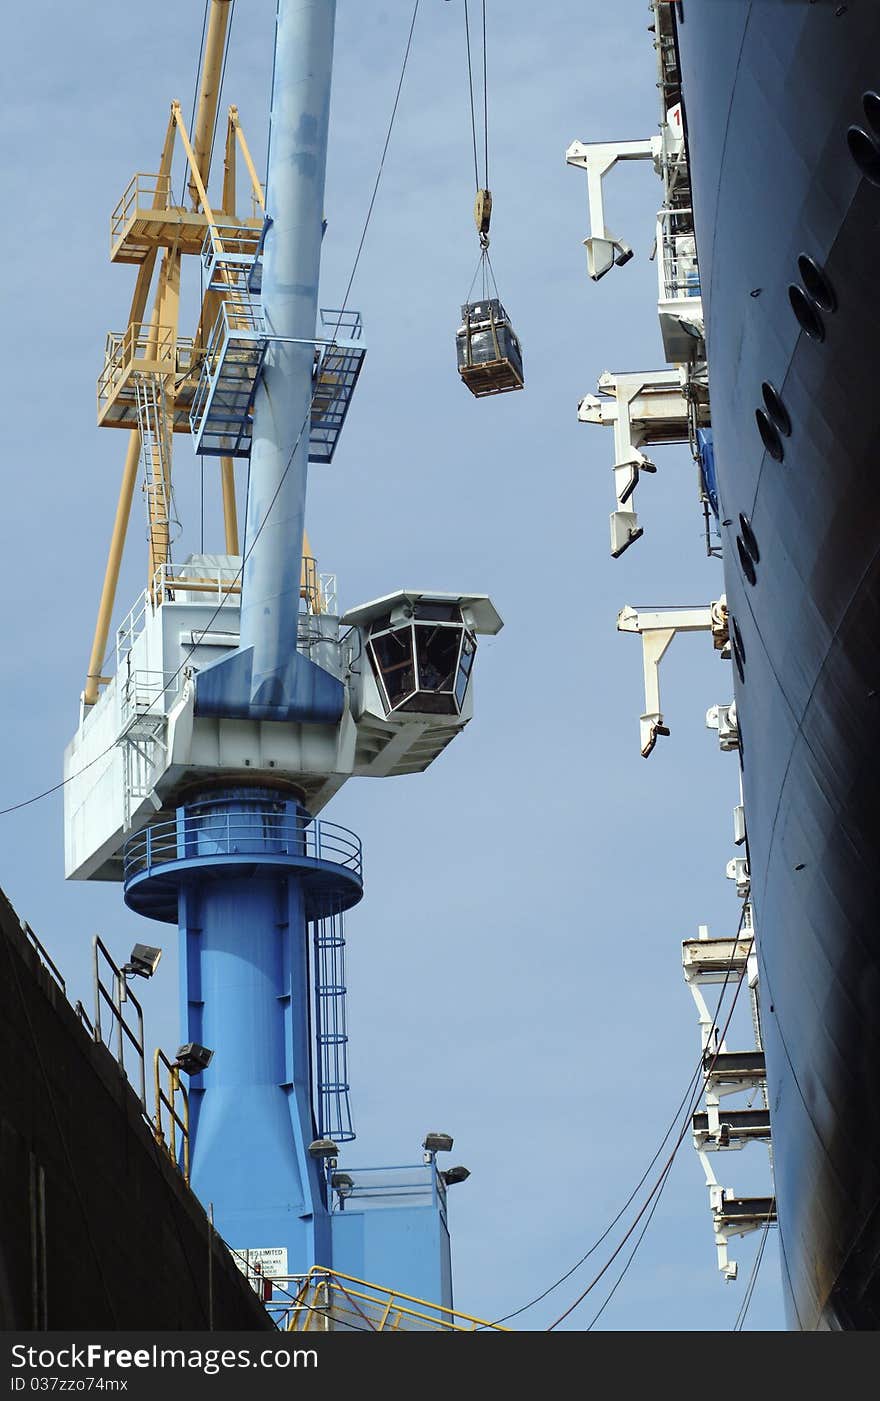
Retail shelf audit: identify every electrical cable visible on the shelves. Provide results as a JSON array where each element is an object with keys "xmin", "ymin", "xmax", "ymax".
[
  {"xmin": 585, "ymin": 1155, "xmax": 676, "ymax": 1331},
  {"xmin": 207, "ymin": 0, "xmax": 236, "ymax": 182},
  {"xmin": 0, "ymin": 0, "xmax": 422, "ymax": 822},
  {"xmin": 486, "ymin": 1063, "xmax": 703, "ymax": 1326},
  {"xmin": 180, "ymin": 0, "xmax": 211, "ymax": 207},
  {"xmin": 546, "ymin": 923, "xmax": 753, "ymax": 1329},
  {"xmin": 487, "ymin": 906, "xmax": 752, "ymax": 1327},
  {"xmin": 733, "ymin": 1210, "xmax": 773, "ymax": 1331}
]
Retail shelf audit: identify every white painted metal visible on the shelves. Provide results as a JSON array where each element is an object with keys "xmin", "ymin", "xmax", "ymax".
[
  {"xmin": 64, "ymin": 569, "xmax": 503, "ymax": 881},
  {"xmin": 683, "ymin": 908, "xmax": 775, "ymax": 1281},
  {"xmin": 564, "ymin": 137, "xmax": 660, "ymax": 281},
  {"xmin": 616, "ymin": 601, "xmax": 727, "ymax": 757},
  {"xmin": 706, "ymin": 701, "xmax": 739, "ymax": 752}
]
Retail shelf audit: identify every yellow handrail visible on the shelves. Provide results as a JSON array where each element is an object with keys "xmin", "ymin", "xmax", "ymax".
[
  {"xmin": 154, "ymin": 1047, "xmax": 190, "ymax": 1183},
  {"xmin": 286, "ymin": 1266, "xmax": 509, "ymax": 1333}
]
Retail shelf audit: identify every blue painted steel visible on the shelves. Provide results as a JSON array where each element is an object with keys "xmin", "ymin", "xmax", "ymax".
[
  {"xmin": 192, "ymin": 0, "xmax": 344, "ymax": 723},
  {"xmin": 122, "ymin": 801, "xmax": 363, "ymax": 923},
  {"xmin": 697, "ymin": 427, "xmax": 719, "ymax": 519},
  {"xmin": 239, "ymin": 0, "xmax": 336, "ymax": 712},
  {"xmin": 125, "ymin": 787, "xmax": 363, "ymax": 1270},
  {"xmin": 329, "ymin": 1164, "xmax": 452, "ymax": 1308},
  {"xmin": 312, "ymin": 912, "xmax": 355, "ymax": 1143},
  {"xmin": 189, "ymin": 297, "xmax": 267, "ymax": 459},
  {"xmin": 309, "ymin": 309, "xmax": 367, "ymax": 464}
]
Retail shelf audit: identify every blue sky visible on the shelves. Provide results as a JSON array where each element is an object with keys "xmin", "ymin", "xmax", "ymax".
[{"xmin": 3, "ymin": 0, "xmax": 783, "ymax": 1330}]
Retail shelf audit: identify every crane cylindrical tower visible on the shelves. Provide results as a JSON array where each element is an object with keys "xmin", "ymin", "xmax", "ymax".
[
  {"xmin": 240, "ymin": 0, "xmax": 336, "ymax": 711},
  {"xmin": 123, "ymin": 0, "xmax": 353, "ymax": 1272}
]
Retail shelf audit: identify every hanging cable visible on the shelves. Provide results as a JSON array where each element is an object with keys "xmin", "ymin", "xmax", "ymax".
[
  {"xmin": 547, "ymin": 949, "xmax": 753, "ymax": 1329},
  {"xmin": 733, "ymin": 1211, "xmax": 773, "ymax": 1331},
  {"xmin": 481, "ymin": 0, "xmax": 489, "ymax": 188},
  {"xmin": 486, "ymin": 1061, "xmax": 703, "ymax": 1327},
  {"xmin": 180, "ymin": 0, "xmax": 211, "ymax": 207},
  {"xmin": 207, "ymin": 0, "xmax": 236, "ymax": 182},
  {"xmin": 545, "ymin": 915, "xmax": 754, "ymax": 1330},
  {"xmin": 487, "ymin": 909, "xmax": 751, "ymax": 1327},
  {"xmin": 463, "ymin": 1, "xmax": 480, "ymax": 191},
  {"xmin": 585, "ymin": 1156, "xmax": 677, "ymax": 1331}
]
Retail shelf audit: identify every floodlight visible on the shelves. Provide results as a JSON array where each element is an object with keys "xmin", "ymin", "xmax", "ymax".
[
  {"xmin": 423, "ymin": 1132, "xmax": 454, "ymax": 1155},
  {"xmin": 440, "ymin": 1166, "xmax": 470, "ymax": 1187},
  {"xmin": 308, "ymin": 1138, "xmax": 340, "ymax": 1160},
  {"xmin": 123, "ymin": 943, "xmax": 163, "ymax": 979},
  {"xmin": 174, "ymin": 1043, "xmax": 213, "ymax": 1075}
]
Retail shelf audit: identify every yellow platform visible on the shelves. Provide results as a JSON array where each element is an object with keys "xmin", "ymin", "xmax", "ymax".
[{"xmin": 110, "ymin": 173, "xmax": 261, "ymax": 266}]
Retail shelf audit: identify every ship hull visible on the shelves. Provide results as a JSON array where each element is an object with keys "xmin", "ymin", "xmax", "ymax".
[{"xmin": 675, "ymin": 0, "xmax": 880, "ymax": 1328}]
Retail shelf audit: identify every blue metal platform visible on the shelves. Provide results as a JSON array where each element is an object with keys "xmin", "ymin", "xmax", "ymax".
[
  {"xmin": 189, "ymin": 298, "xmax": 366, "ymax": 464},
  {"xmin": 189, "ymin": 296, "xmax": 267, "ymax": 458},
  {"xmin": 122, "ymin": 806, "xmax": 363, "ymax": 922},
  {"xmin": 309, "ymin": 309, "xmax": 367, "ymax": 464}
]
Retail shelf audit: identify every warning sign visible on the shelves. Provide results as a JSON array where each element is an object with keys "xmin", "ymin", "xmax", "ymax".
[{"xmin": 232, "ymin": 1246, "xmax": 289, "ymax": 1279}]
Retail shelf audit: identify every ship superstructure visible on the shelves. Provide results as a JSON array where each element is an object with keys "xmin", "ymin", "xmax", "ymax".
[
  {"xmin": 574, "ymin": 0, "xmax": 880, "ymax": 1329},
  {"xmin": 63, "ymin": 0, "xmax": 504, "ymax": 1326},
  {"xmin": 567, "ymin": 0, "xmax": 776, "ymax": 1289}
]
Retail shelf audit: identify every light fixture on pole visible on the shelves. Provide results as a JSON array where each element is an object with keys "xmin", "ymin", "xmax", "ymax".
[{"xmin": 122, "ymin": 943, "xmax": 163, "ymax": 979}]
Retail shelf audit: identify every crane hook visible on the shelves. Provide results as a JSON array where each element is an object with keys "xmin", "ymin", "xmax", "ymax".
[{"xmin": 474, "ymin": 187, "xmax": 492, "ymax": 249}]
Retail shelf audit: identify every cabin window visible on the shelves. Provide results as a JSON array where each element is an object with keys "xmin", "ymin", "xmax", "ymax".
[{"xmin": 368, "ymin": 610, "xmax": 477, "ymax": 717}]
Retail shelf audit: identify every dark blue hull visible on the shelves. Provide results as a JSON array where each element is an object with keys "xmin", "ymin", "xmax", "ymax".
[{"xmin": 676, "ymin": 0, "xmax": 880, "ymax": 1328}]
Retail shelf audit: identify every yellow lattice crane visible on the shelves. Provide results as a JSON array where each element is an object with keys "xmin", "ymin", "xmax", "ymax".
[{"xmin": 83, "ymin": 0, "xmax": 320, "ymax": 710}]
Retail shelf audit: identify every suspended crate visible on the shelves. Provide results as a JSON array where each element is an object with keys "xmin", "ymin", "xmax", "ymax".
[{"xmin": 456, "ymin": 298, "xmax": 524, "ymax": 398}]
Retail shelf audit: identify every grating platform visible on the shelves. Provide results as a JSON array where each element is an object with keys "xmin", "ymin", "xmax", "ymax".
[
  {"xmin": 190, "ymin": 301, "xmax": 366, "ymax": 463},
  {"xmin": 309, "ymin": 310, "xmax": 367, "ymax": 464},
  {"xmin": 189, "ymin": 298, "xmax": 267, "ymax": 458}
]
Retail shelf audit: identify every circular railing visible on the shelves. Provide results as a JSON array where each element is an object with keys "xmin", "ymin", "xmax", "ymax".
[{"xmin": 123, "ymin": 812, "xmax": 362, "ymax": 883}]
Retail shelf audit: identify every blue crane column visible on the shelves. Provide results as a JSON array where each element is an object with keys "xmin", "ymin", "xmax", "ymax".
[{"xmin": 124, "ymin": 0, "xmax": 360, "ymax": 1272}]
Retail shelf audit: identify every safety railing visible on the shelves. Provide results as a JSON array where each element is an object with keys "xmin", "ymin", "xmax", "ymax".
[
  {"xmin": 98, "ymin": 324, "xmax": 192, "ymax": 418},
  {"xmin": 280, "ymin": 1268, "xmax": 509, "ymax": 1333},
  {"xmin": 656, "ymin": 207, "xmax": 701, "ymax": 301},
  {"xmin": 154, "ymin": 1048, "xmax": 190, "ymax": 1184},
  {"xmin": 123, "ymin": 812, "xmax": 362, "ymax": 883},
  {"xmin": 153, "ymin": 560, "xmax": 243, "ymax": 604},
  {"xmin": 92, "ymin": 935, "xmax": 147, "ymax": 1112},
  {"xmin": 327, "ymin": 1163, "xmax": 446, "ymax": 1219},
  {"xmin": 21, "ymin": 918, "xmax": 66, "ymax": 995},
  {"xmin": 118, "ymin": 668, "xmax": 181, "ymax": 730},
  {"xmin": 110, "ymin": 172, "xmax": 172, "ymax": 250},
  {"xmin": 200, "ymin": 224, "xmax": 264, "ymax": 290},
  {"xmin": 318, "ymin": 308, "xmax": 364, "ymax": 344}
]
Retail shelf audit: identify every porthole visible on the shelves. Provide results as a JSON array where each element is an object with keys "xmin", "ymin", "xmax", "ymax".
[
  {"xmin": 736, "ymin": 535, "xmax": 757, "ymax": 586},
  {"xmin": 756, "ymin": 408, "xmax": 785, "ymax": 463},
  {"xmin": 846, "ymin": 125, "xmax": 880, "ymax": 187},
  {"xmin": 732, "ymin": 635, "xmax": 745, "ymax": 685},
  {"xmin": 796, "ymin": 254, "xmax": 837, "ymax": 313},
  {"xmin": 761, "ymin": 382, "xmax": 791, "ymax": 437},
  {"xmin": 739, "ymin": 513, "xmax": 760, "ymax": 563},
  {"xmin": 788, "ymin": 283, "xmax": 825, "ymax": 342},
  {"xmin": 863, "ymin": 91, "xmax": 880, "ymax": 139},
  {"xmin": 731, "ymin": 615, "xmax": 746, "ymax": 665}
]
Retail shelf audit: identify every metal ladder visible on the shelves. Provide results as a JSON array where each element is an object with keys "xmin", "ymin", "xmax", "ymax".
[
  {"xmin": 134, "ymin": 374, "xmax": 174, "ymax": 582},
  {"xmin": 312, "ymin": 912, "xmax": 355, "ymax": 1144}
]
